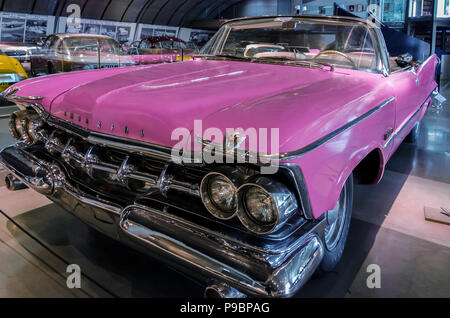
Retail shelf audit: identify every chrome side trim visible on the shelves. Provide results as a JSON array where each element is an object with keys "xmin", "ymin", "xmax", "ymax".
[
  {"xmin": 384, "ymin": 90, "xmax": 435, "ymax": 148},
  {"xmin": 197, "ymin": 97, "xmax": 396, "ymax": 161},
  {"xmin": 274, "ymin": 97, "xmax": 396, "ymax": 160},
  {"xmin": 87, "ymin": 134, "xmax": 173, "ymax": 162}
]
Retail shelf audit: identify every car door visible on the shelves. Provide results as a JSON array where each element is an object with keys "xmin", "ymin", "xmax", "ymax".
[{"xmin": 387, "ymin": 67, "xmax": 421, "ymax": 152}]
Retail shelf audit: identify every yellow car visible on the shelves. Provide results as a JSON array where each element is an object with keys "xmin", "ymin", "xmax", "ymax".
[{"xmin": 0, "ymin": 49, "xmax": 27, "ymax": 94}]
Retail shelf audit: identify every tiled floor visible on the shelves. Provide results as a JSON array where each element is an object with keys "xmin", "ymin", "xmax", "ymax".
[{"xmin": 0, "ymin": 86, "xmax": 448, "ymax": 298}]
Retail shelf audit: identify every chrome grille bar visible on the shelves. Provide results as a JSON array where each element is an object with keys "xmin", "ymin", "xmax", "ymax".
[{"xmin": 42, "ymin": 126, "xmax": 200, "ymax": 198}]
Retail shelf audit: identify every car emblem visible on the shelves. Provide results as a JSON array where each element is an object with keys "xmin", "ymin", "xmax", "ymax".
[{"xmin": 224, "ymin": 132, "xmax": 247, "ymax": 151}]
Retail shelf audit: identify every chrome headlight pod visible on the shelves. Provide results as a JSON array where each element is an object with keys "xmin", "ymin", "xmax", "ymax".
[
  {"xmin": 237, "ymin": 177, "xmax": 298, "ymax": 234},
  {"xmin": 8, "ymin": 111, "xmax": 23, "ymax": 140},
  {"xmin": 9, "ymin": 110, "xmax": 45, "ymax": 145},
  {"xmin": 25, "ymin": 116, "xmax": 44, "ymax": 144},
  {"xmin": 200, "ymin": 172, "xmax": 238, "ymax": 220}
]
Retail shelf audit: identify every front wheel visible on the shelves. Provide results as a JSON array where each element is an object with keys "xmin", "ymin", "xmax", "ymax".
[{"xmin": 319, "ymin": 174, "xmax": 353, "ymax": 272}]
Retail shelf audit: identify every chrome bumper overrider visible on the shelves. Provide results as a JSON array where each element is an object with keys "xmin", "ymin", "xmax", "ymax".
[{"xmin": 0, "ymin": 144, "xmax": 325, "ymax": 297}]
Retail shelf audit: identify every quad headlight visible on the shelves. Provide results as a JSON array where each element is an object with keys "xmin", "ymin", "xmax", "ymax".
[
  {"xmin": 243, "ymin": 186, "xmax": 277, "ymax": 224},
  {"xmin": 237, "ymin": 177, "xmax": 298, "ymax": 234},
  {"xmin": 200, "ymin": 170, "xmax": 299, "ymax": 235},
  {"xmin": 200, "ymin": 172, "xmax": 238, "ymax": 220}
]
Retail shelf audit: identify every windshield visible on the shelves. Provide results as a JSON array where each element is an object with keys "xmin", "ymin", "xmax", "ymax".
[
  {"xmin": 201, "ymin": 17, "xmax": 380, "ymax": 72},
  {"xmin": 62, "ymin": 37, "xmax": 122, "ymax": 55},
  {"xmin": 140, "ymin": 40, "xmax": 186, "ymax": 50}
]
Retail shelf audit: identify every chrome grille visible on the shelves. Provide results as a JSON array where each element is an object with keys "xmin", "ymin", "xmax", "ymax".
[{"xmin": 37, "ymin": 122, "xmax": 203, "ymax": 201}]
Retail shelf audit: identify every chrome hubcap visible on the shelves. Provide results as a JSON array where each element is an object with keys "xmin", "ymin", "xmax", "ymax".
[{"xmin": 324, "ymin": 186, "xmax": 347, "ymax": 251}]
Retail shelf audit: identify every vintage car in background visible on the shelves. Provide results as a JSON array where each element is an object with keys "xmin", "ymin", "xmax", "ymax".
[
  {"xmin": 186, "ymin": 41, "xmax": 200, "ymax": 52},
  {"xmin": 30, "ymin": 33, "xmax": 136, "ymax": 75},
  {"xmin": 0, "ymin": 42, "xmax": 40, "ymax": 73},
  {"xmin": 0, "ymin": 49, "xmax": 27, "ymax": 105},
  {"xmin": 127, "ymin": 36, "xmax": 196, "ymax": 64},
  {"xmin": 0, "ymin": 15, "xmax": 440, "ymax": 297}
]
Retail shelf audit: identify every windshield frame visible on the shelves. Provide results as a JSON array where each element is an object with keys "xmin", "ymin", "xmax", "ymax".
[{"xmin": 200, "ymin": 15, "xmax": 388, "ymax": 75}]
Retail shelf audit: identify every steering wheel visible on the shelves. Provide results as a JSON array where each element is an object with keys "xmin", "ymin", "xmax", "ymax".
[{"xmin": 313, "ymin": 50, "xmax": 357, "ymax": 67}]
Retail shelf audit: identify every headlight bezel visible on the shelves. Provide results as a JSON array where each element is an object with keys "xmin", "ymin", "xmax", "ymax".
[
  {"xmin": 243, "ymin": 185, "xmax": 278, "ymax": 224},
  {"xmin": 237, "ymin": 177, "xmax": 299, "ymax": 235},
  {"xmin": 200, "ymin": 172, "xmax": 238, "ymax": 220},
  {"xmin": 237, "ymin": 183, "xmax": 279, "ymax": 234},
  {"xmin": 200, "ymin": 169, "xmax": 300, "ymax": 235}
]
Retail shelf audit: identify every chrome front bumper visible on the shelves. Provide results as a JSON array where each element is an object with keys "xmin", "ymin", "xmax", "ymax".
[{"xmin": 0, "ymin": 144, "xmax": 325, "ymax": 297}]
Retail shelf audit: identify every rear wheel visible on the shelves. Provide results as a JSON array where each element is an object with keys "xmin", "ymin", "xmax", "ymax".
[{"xmin": 319, "ymin": 174, "xmax": 353, "ymax": 272}]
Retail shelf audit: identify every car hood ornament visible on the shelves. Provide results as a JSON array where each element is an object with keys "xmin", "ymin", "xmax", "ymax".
[{"xmin": 224, "ymin": 131, "xmax": 247, "ymax": 151}]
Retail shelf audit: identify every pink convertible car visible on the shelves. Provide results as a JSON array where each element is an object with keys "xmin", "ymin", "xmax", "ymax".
[{"xmin": 0, "ymin": 15, "xmax": 440, "ymax": 297}]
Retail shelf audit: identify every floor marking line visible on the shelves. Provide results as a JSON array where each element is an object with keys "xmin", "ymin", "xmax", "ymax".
[{"xmin": 0, "ymin": 209, "xmax": 118, "ymax": 298}]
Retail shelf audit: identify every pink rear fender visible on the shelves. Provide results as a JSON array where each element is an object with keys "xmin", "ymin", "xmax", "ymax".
[{"xmin": 417, "ymin": 54, "xmax": 439, "ymax": 95}]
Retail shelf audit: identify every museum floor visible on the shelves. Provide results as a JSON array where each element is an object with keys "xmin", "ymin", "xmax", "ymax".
[{"xmin": 0, "ymin": 85, "xmax": 449, "ymax": 298}]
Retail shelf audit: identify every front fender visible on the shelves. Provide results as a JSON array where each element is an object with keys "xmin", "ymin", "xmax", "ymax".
[{"xmin": 286, "ymin": 98, "xmax": 395, "ymax": 219}]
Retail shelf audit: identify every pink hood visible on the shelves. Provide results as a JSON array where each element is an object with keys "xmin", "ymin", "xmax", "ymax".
[{"xmin": 10, "ymin": 59, "xmax": 387, "ymax": 153}]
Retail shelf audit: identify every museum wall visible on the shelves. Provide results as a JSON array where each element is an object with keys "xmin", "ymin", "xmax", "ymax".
[
  {"xmin": 220, "ymin": 0, "xmax": 295, "ymax": 19},
  {"xmin": 0, "ymin": 10, "xmax": 213, "ymax": 45}
]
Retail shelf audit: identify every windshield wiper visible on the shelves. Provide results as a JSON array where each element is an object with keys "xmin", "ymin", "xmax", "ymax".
[
  {"xmin": 196, "ymin": 54, "xmax": 252, "ymax": 61},
  {"xmin": 253, "ymin": 57, "xmax": 335, "ymax": 71}
]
